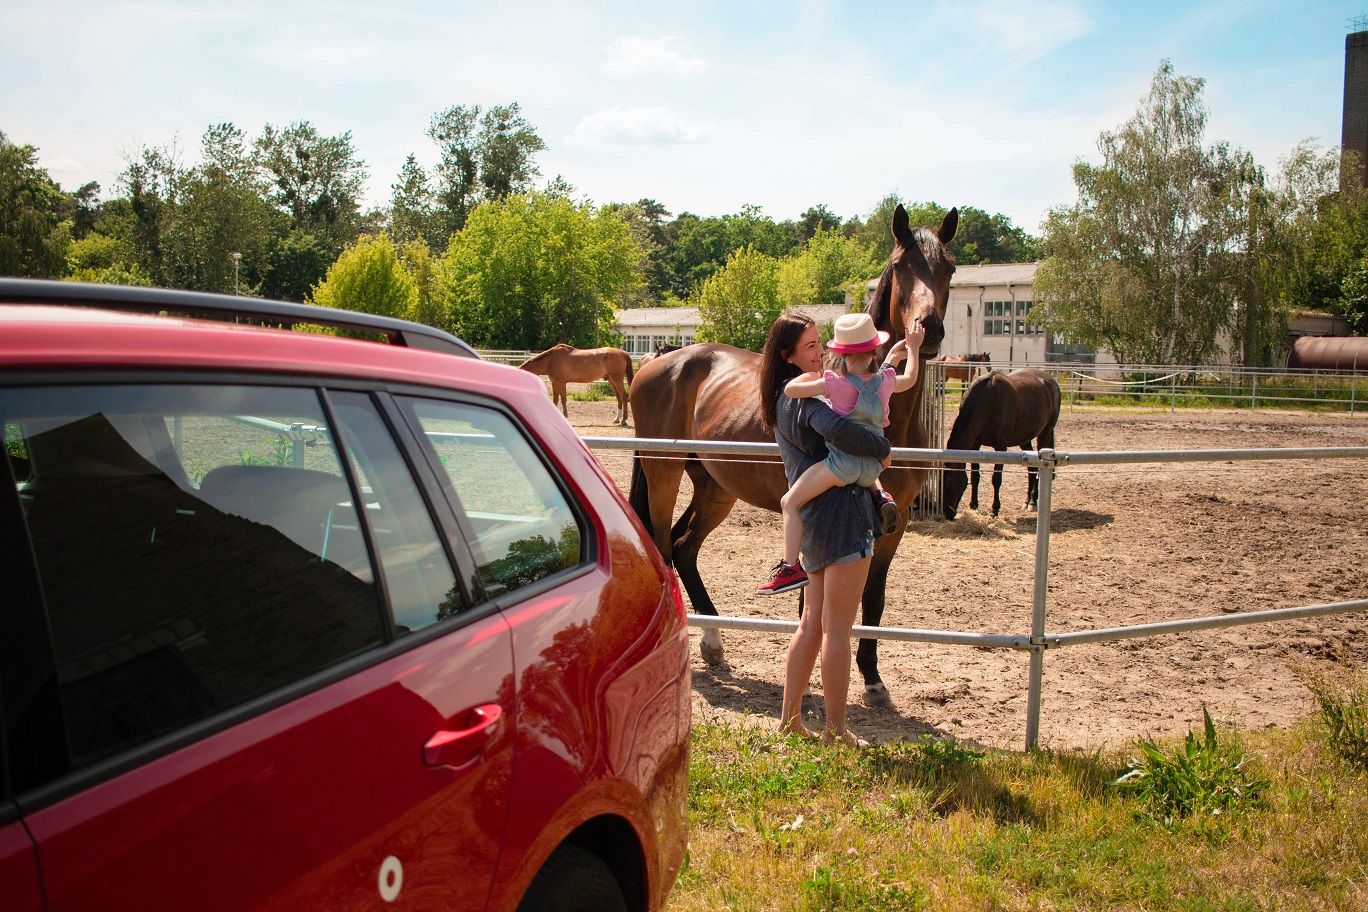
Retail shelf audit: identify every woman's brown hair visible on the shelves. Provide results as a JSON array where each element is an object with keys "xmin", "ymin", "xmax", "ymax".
[{"xmin": 758, "ymin": 312, "xmax": 816, "ymax": 434}]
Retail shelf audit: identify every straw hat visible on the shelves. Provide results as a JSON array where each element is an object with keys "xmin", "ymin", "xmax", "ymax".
[{"xmin": 827, "ymin": 312, "xmax": 890, "ymax": 353}]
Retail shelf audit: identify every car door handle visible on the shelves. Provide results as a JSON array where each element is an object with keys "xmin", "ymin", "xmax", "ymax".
[{"xmin": 423, "ymin": 704, "xmax": 504, "ymax": 769}]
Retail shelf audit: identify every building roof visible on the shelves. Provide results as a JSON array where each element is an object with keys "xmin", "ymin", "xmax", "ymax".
[
  {"xmin": 615, "ymin": 303, "xmax": 852, "ymax": 329},
  {"xmin": 864, "ymin": 261, "xmax": 1039, "ymax": 291}
]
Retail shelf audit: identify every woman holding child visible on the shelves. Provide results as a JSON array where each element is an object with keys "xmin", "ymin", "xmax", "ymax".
[{"xmin": 757, "ymin": 311, "xmax": 923, "ymax": 746}]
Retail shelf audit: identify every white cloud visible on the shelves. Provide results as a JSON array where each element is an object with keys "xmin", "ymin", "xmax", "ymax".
[
  {"xmin": 966, "ymin": 0, "xmax": 1092, "ymax": 64},
  {"xmin": 602, "ymin": 36, "xmax": 708, "ymax": 77},
  {"xmin": 567, "ymin": 107, "xmax": 714, "ymax": 147}
]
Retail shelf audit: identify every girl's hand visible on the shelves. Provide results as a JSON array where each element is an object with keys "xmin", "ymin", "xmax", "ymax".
[
  {"xmin": 906, "ymin": 319, "xmax": 926, "ymax": 348},
  {"xmin": 886, "ymin": 339, "xmax": 908, "ymax": 363}
]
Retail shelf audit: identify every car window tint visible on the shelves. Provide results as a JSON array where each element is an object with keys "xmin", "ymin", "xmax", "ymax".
[
  {"xmin": 327, "ymin": 392, "xmax": 462, "ymax": 632},
  {"xmin": 1, "ymin": 384, "xmax": 385, "ymax": 770},
  {"xmin": 400, "ymin": 398, "xmax": 583, "ymax": 600}
]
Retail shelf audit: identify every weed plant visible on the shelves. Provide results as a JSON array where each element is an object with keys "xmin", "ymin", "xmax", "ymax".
[
  {"xmin": 1296, "ymin": 662, "xmax": 1368, "ymax": 769},
  {"xmin": 1112, "ymin": 707, "xmax": 1268, "ymax": 826}
]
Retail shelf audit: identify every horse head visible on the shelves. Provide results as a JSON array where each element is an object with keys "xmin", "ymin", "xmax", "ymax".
[{"xmin": 867, "ymin": 204, "xmax": 957, "ymax": 358}]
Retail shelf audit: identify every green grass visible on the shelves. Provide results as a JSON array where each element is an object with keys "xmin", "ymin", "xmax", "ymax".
[{"xmin": 669, "ymin": 707, "xmax": 1368, "ymax": 911}]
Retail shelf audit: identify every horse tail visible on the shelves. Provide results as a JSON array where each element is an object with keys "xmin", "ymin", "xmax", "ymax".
[
  {"xmin": 624, "ymin": 351, "xmax": 634, "ymax": 386},
  {"xmin": 628, "ymin": 454, "xmax": 652, "ymax": 538}
]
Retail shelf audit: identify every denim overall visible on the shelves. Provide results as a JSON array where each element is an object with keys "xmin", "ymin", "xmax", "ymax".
[{"xmin": 824, "ymin": 370, "xmax": 886, "ymax": 487}]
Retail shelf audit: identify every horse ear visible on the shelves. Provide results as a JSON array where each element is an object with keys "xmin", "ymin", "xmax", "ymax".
[
  {"xmin": 892, "ymin": 204, "xmax": 913, "ymax": 248},
  {"xmin": 938, "ymin": 207, "xmax": 959, "ymax": 245}
]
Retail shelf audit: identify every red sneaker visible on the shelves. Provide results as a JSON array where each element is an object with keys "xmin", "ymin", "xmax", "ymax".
[
  {"xmin": 756, "ymin": 560, "xmax": 809, "ymax": 595},
  {"xmin": 876, "ymin": 491, "xmax": 900, "ymax": 535}
]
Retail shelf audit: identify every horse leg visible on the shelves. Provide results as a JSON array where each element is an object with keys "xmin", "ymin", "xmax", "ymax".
[
  {"xmin": 607, "ymin": 375, "xmax": 629, "ymax": 426},
  {"xmin": 552, "ymin": 380, "xmax": 568, "ymax": 418},
  {"xmin": 991, "ymin": 447, "xmax": 1006, "ymax": 516},
  {"xmin": 968, "ymin": 463, "xmax": 980, "ymax": 511},
  {"xmin": 673, "ymin": 462, "xmax": 737, "ymax": 665},
  {"xmin": 1025, "ymin": 445, "xmax": 1038, "ymax": 510},
  {"xmin": 855, "ymin": 531, "xmax": 901, "ymax": 706}
]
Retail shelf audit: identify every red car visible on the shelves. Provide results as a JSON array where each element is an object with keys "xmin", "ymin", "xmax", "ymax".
[{"xmin": 0, "ymin": 279, "xmax": 689, "ymax": 912}]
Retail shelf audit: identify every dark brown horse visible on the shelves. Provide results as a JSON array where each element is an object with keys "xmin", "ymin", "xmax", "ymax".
[
  {"xmin": 519, "ymin": 344, "xmax": 634, "ymax": 426},
  {"xmin": 627, "ymin": 204, "xmax": 957, "ymax": 703},
  {"xmin": 637, "ymin": 343, "xmax": 684, "ymax": 370},
  {"xmin": 942, "ymin": 368, "xmax": 1061, "ymax": 519},
  {"xmin": 932, "ymin": 352, "xmax": 991, "ymax": 384}
]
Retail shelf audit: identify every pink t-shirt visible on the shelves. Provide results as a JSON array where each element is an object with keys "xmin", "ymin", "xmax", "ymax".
[{"xmin": 822, "ymin": 366, "xmax": 896, "ymax": 427}]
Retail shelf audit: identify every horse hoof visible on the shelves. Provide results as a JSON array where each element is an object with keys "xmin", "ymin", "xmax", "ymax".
[
  {"xmin": 700, "ymin": 638, "xmax": 726, "ymax": 666},
  {"xmin": 862, "ymin": 682, "xmax": 892, "ymax": 708}
]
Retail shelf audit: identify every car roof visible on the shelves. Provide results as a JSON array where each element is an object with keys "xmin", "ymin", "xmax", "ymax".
[{"xmin": 0, "ymin": 297, "xmax": 544, "ymax": 407}]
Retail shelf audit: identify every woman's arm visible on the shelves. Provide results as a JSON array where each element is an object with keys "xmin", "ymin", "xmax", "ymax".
[{"xmin": 801, "ymin": 397, "xmax": 890, "ymax": 460}]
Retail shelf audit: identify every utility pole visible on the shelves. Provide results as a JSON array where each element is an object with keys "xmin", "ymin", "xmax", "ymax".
[{"xmin": 231, "ymin": 252, "xmax": 242, "ymax": 295}]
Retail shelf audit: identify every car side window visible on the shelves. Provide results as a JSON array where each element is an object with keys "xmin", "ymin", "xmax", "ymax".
[
  {"xmin": 399, "ymin": 398, "xmax": 584, "ymax": 600},
  {"xmin": 1, "ymin": 384, "xmax": 385, "ymax": 771},
  {"xmin": 326, "ymin": 391, "xmax": 463, "ymax": 632}
]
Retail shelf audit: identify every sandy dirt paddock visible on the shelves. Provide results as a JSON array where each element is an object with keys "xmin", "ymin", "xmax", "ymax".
[{"xmin": 564, "ymin": 395, "xmax": 1368, "ymax": 751}]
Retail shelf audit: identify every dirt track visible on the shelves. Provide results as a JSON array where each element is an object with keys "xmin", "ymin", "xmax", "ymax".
[{"xmin": 567, "ymin": 397, "xmax": 1368, "ymax": 751}]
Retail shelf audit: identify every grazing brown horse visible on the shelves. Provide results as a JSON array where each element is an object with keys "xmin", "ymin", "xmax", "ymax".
[
  {"xmin": 519, "ymin": 344, "xmax": 634, "ymax": 426},
  {"xmin": 627, "ymin": 204, "xmax": 957, "ymax": 703},
  {"xmin": 932, "ymin": 352, "xmax": 991, "ymax": 384},
  {"xmin": 942, "ymin": 368, "xmax": 1061, "ymax": 519}
]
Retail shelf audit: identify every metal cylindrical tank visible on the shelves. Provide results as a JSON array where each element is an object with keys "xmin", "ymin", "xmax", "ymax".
[{"xmin": 1286, "ymin": 336, "xmax": 1368, "ymax": 372}]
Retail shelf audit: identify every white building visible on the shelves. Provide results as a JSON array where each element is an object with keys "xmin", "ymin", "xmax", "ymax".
[
  {"xmin": 614, "ymin": 303, "xmax": 852, "ymax": 355},
  {"xmin": 860, "ymin": 262, "xmax": 1118, "ymax": 369}
]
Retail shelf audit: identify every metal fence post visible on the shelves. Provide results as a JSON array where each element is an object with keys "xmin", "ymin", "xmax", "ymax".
[
  {"xmin": 1024, "ymin": 448, "xmax": 1056, "ymax": 751},
  {"xmin": 1251, "ymin": 372, "xmax": 1257, "ymax": 411},
  {"xmin": 1170, "ymin": 371, "xmax": 1177, "ymax": 413}
]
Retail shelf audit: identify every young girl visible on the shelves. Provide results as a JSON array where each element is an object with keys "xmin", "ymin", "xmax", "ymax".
[{"xmin": 756, "ymin": 312, "xmax": 924, "ymax": 596}]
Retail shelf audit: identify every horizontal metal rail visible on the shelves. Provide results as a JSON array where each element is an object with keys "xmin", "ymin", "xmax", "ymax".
[
  {"xmin": 1045, "ymin": 598, "xmax": 1368, "ymax": 648},
  {"xmin": 686, "ymin": 614, "xmax": 1032, "ymax": 650},
  {"xmin": 581, "ymin": 436, "xmax": 1036, "ymax": 466}
]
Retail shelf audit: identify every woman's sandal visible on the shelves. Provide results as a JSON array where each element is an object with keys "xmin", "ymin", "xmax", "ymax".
[{"xmin": 821, "ymin": 728, "xmax": 870, "ymax": 749}]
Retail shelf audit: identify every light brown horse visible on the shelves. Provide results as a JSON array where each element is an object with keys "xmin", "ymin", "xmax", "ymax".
[
  {"xmin": 627, "ymin": 204, "xmax": 958, "ymax": 703},
  {"xmin": 519, "ymin": 344, "xmax": 634, "ymax": 426},
  {"xmin": 932, "ymin": 352, "xmax": 991, "ymax": 385}
]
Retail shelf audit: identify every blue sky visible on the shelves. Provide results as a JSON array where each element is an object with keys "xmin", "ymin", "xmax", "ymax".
[{"xmin": 1, "ymin": 0, "xmax": 1361, "ymax": 234}]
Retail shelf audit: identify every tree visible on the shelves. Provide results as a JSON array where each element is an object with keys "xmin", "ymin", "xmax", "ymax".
[
  {"xmin": 777, "ymin": 227, "xmax": 879, "ymax": 309},
  {"xmin": 439, "ymin": 193, "xmax": 641, "ymax": 349},
  {"xmin": 426, "ymin": 102, "xmax": 547, "ymax": 240},
  {"xmin": 308, "ymin": 233, "xmax": 416, "ymax": 319},
  {"xmin": 693, "ymin": 246, "xmax": 783, "ymax": 352},
  {"xmin": 255, "ymin": 121, "xmax": 367, "ymax": 250},
  {"xmin": 477, "ymin": 103, "xmax": 546, "ymax": 201},
  {"xmin": 398, "ymin": 240, "xmax": 444, "ymax": 328},
  {"xmin": 163, "ymin": 123, "xmax": 277, "ymax": 294},
  {"xmin": 1034, "ymin": 61, "xmax": 1261, "ymax": 365},
  {"xmin": 389, "ymin": 154, "xmax": 439, "ymax": 250},
  {"xmin": 0, "ymin": 130, "xmax": 71, "ymax": 278}
]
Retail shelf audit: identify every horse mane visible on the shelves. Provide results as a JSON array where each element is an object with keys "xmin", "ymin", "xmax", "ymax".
[{"xmin": 866, "ymin": 260, "xmax": 894, "ymax": 332}]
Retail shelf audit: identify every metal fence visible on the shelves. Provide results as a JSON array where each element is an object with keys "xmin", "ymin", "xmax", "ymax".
[
  {"xmin": 938, "ymin": 360, "xmax": 1365, "ymax": 415},
  {"xmin": 582, "ymin": 434, "xmax": 1368, "ymax": 750}
]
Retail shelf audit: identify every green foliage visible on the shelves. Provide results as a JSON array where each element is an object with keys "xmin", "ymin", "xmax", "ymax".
[
  {"xmin": 1035, "ymin": 61, "xmax": 1264, "ymax": 366},
  {"xmin": 309, "ymin": 233, "xmax": 416, "ymax": 319},
  {"xmin": 388, "ymin": 154, "xmax": 440, "ymax": 251},
  {"xmin": 692, "ymin": 245, "xmax": 783, "ymax": 351},
  {"xmin": 1297, "ymin": 663, "xmax": 1368, "ymax": 769},
  {"xmin": 779, "ymin": 226, "xmax": 879, "ymax": 309},
  {"xmin": 398, "ymin": 240, "xmax": 444, "ymax": 328},
  {"xmin": 254, "ymin": 120, "xmax": 367, "ymax": 251},
  {"xmin": 0, "ymin": 130, "xmax": 71, "ymax": 278},
  {"xmin": 1113, "ymin": 707, "xmax": 1268, "ymax": 824},
  {"xmin": 850, "ymin": 194, "xmax": 1036, "ymax": 270},
  {"xmin": 439, "ymin": 192, "xmax": 640, "ymax": 349},
  {"xmin": 662, "ymin": 205, "xmax": 800, "ymax": 299},
  {"xmin": 65, "ymin": 262, "xmax": 153, "ymax": 287},
  {"xmin": 426, "ymin": 102, "xmax": 546, "ymax": 240}
]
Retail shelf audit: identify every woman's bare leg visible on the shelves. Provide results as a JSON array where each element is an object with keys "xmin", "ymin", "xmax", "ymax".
[
  {"xmin": 817, "ymin": 557, "xmax": 872, "ymax": 737},
  {"xmin": 780, "ymin": 568, "xmax": 826, "ymax": 737},
  {"xmin": 779, "ymin": 461, "xmax": 842, "ymax": 565}
]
